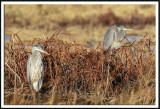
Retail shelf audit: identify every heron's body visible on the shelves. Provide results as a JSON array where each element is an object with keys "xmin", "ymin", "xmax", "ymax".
[
  {"xmin": 27, "ymin": 50, "xmax": 44, "ymax": 92},
  {"xmin": 26, "ymin": 45, "xmax": 49, "ymax": 104},
  {"xmin": 103, "ymin": 25, "xmax": 132, "ymax": 52}
]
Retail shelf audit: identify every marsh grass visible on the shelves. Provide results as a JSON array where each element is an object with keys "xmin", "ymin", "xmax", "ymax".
[
  {"xmin": 4, "ymin": 31, "xmax": 155, "ymax": 105},
  {"xmin": 5, "ymin": 4, "xmax": 155, "ymax": 45}
]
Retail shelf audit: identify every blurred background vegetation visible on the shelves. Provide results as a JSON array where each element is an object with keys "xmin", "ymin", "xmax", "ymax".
[
  {"xmin": 4, "ymin": 4, "xmax": 156, "ymax": 105},
  {"xmin": 5, "ymin": 4, "xmax": 156, "ymax": 46}
]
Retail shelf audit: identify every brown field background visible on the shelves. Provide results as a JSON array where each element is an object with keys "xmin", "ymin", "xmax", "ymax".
[{"xmin": 4, "ymin": 4, "xmax": 156, "ymax": 105}]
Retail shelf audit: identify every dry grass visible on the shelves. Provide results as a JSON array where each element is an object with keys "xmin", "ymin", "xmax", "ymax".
[
  {"xmin": 5, "ymin": 4, "xmax": 156, "ymax": 46},
  {"xmin": 4, "ymin": 31, "xmax": 155, "ymax": 105}
]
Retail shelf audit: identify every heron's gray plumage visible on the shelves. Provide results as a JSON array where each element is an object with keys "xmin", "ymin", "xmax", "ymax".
[
  {"xmin": 27, "ymin": 45, "xmax": 48, "ymax": 92},
  {"xmin": 103, "ymin": 26, "xmax": 115, "ymax": 50},
  {"xmin": 103, "ymin": 25, "xmax": 132, "ymax": 52}
]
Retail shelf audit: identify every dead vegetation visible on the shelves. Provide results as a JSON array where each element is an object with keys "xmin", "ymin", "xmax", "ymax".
[
  {"xmin": 5, "ymin": 8, "xmax": 155, "ymax": 30},
  {"xmin": 96, "ymin": 9, "xmax": 155, "ymax": 27},
  {"xmin": 4, "ymin": 31, "xmax": 155, "ymax": 105}
]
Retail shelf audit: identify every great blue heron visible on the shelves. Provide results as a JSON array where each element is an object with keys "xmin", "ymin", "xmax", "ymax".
[
  {"xmin": 27, "ymin": 45, "xmax": 49, "ymax": 104},
  {"xmin": 103, "ymin": 25, "xmax": 133, "ymax": 53}
]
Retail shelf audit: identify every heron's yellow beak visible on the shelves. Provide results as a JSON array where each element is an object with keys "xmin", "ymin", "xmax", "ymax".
[
  {"xmin": 42, "ymin": 51, "xmax": 49, "ymax": 55},
  {"xmin": 38, "ymin": 48, "xmax": 49, "ymax": 55},
  {"xmin": 123, "ymin": 28, "xmax": 133, "ymax": 31}
]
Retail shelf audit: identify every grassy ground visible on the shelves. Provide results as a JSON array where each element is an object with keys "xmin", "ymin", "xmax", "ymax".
[
  {"xmin": 4, "ymin": 4, "xmax": 156, "ymax": 105},
  {"xmin": 5, "ymin": 4, "xmax": 155, "ymax": 45}
]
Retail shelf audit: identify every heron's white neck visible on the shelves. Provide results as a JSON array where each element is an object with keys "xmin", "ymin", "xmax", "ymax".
[{"xmin": 32, "ymin": 51, "xmax": 42, "ymax": 59}]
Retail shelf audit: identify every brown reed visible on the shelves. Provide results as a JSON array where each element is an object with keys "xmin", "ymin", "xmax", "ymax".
[{"xmin": 4, "ymin": 31, "xmax": 155, "ymax": 105}]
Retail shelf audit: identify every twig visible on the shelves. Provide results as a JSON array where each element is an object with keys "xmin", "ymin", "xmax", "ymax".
[
  {"xmin": 124, "ymin": 36, "xmax": 136, "ymax": 47},
  {"xmin": 5, "ymin": 62, "xmax": 22, "ymax": 84}
]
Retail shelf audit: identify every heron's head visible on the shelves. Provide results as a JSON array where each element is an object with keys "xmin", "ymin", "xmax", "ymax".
[
  {"xmin": 116, "ymin": 25, "xmax": 133, "ymax": 32},
  {"xmin": 32, "ymin": 45, "xmax": 49, "ymax": 55}
]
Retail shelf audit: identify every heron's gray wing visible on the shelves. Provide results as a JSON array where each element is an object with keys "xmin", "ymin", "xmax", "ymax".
[
  {"xmin": 38, "ymin": 59, "xmax": 44, "ymax": 90},
  {"xmin": 103, "ymin": 28, "xmax": 115, "ymax": 51},
  {"xmin": 41, "ymin": 59, "xmax": 44, "ymax": 78},
  {"xmin": 26, "ymin": 56, "xmax": 32, "ymax": 88}
]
